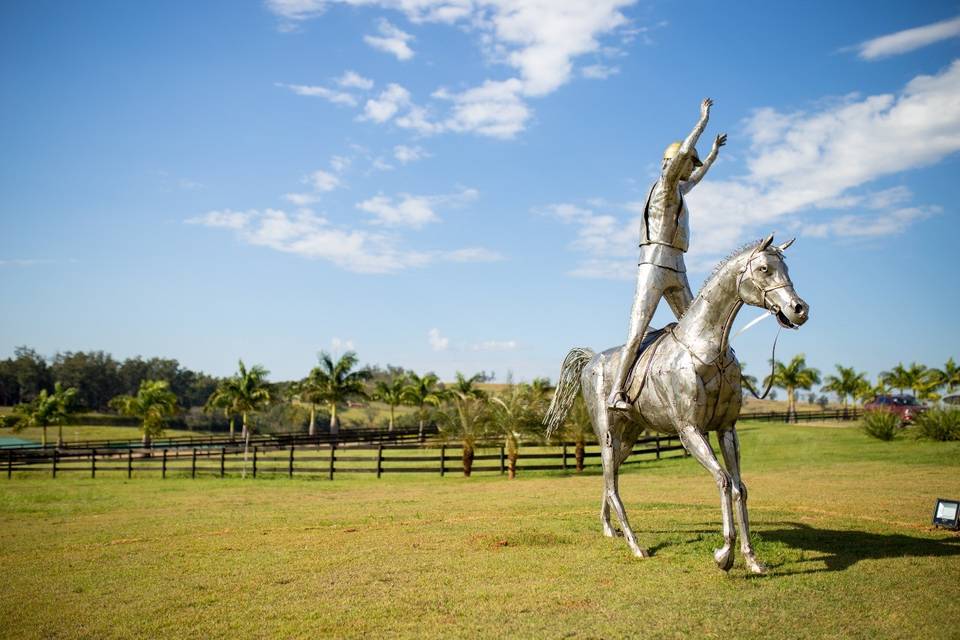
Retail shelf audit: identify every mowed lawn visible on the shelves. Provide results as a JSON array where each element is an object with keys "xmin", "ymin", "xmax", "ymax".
[{"xmin": 1, "ymin": 423, "xmax": 959, "ymax": 639}]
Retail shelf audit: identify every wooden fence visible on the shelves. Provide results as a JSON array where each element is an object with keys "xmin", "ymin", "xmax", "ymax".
[
  {"xmin": 740, "ymin": 408, "xmax": 861, "ymax": 422},
  {"xmin": 3, "ymin": 434, "xmax": 687, "ymax": 480}
]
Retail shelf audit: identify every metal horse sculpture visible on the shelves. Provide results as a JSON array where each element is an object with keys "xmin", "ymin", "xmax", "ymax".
[{"xmin": 544, "ymin": 235, "xmax": 809, "ymax": 573}]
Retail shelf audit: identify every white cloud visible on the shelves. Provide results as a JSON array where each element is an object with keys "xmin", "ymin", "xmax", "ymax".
[
  {"xmin": 307, "ymin": 169, "xmax": 342, "ymax": 192},
  {"xmin": 364, "ymin": 18, "xmax": 415, "ymax": 60},
  {"xmin": 357, "ymin": 194, "xmax": 439, "ymax": 228},
  {"xmin": 331, "ymin": 337, "xmax": 355, "ymax": 351},
  {"xmin": 284, "ymin": 192, "xmax": 321, "ymax": 206},
  {"xmin": 279, "ymin": 82, "xmax": 357, "ymax": 106},
  {"xmin": 582, "ymin": 64, "xmax": 620, "ymax": 79},
  {"xmin": 438, "ymin": 78, "xmax": 531, "ymax": 139},
  {"xmin": 797, "ymin": 206, "xmax": 937, "ymax": 239},
  {"xmin": 268, "ymin": 0, "xmax": 638, "ymax": 138},
  {"xmin": 188, "ymin": 208, "xmax": 432, "ymax": 274},
  {"xmin": 394, "ymin": 144, "xmax": 430, "ymax": 164},
  {"xmin": 362, "ymin": 83, "xmax": 411, "ymax": 122},
  {"xmin": 330, "ymin": 155, "xmax": 352, "ymax": 173},
  {"xmin": 471, "ymin": 340, "xmax": 518, "ymax": 351},
  {"xmin": 440, "ymin": 247, "xmax": 503, "ymax": 262},
  {"xmin": 186, "ymin": 210, "xmax": 253, "ymax": 230},
  {"xmin": 356, "ymin": 187, "xmax": 477, "ymax": 228},
  {"xmin": 537, "ymin": 202, "xmax": 637, "ymax": 280},
  {"xmin": 855, "ymin": 15, "xmax": 960, "ymax": 60},
  {"xmin": 428, "ymin": 328, "xmax": 449, "ymax": 351},
  {"xmin": 335, "ymin": 70, "xmax": 374, "ymax": 90}
]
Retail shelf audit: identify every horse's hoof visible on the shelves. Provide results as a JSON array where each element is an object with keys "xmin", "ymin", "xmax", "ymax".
[
  {"xmin": 746, "ymin": 557, "xmax": 767, "ymax": 575},
  {"xmin": 714, "ymin": 546, "xmax": 734, "ymax": 572},
  {"xmin": 631, "ymin": 547, "xmax": 651, "ymax": 559},
  {"xmin": 602, "ymin": 527, "xmax": 616, "ymax": 538}
]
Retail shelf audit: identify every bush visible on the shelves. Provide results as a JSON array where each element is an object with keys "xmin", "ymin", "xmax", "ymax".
[
  {"xmin": 913, "ymin": 408, "xmax": 960, "ymax": 442},
  {"xmin": 861, "ymin": 409, "xmax": 899, "ymax": 441}
]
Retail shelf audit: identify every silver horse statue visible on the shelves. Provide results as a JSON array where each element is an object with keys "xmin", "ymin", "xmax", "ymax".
[{"xmin": 544, "ymin": 234, "xmax": 808, "ymax": 573}]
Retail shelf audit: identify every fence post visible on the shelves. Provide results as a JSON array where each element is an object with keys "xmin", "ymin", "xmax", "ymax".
[
  {"xmin": 162, "ymin": 448, "xmax": 167, "ymax": 479},
  {"xmin": 288, "ymin": 445, "xmax": 295, "ymax": 478},
  {"xmin": 127, "ymin": 448, "xmax": 133, "ymax": 479},
  {"xmin": 252, "ymin": 446, "xmax": 258, "ymax": 478},
  {"xmin": 91, "ymin": 449, "xmax": 96, "ymax": 478},
  {"xmin": 52, "ymin": 450, "xmax": 58, "ymax": 479},
  {"xmin": 7, "ymin": 450, "xmax": 12, "ymax": 479},
  {"xmin": 655, "ymin": 435, "xmax": 661, "ymax": 460},
  {"xmin": 376, "ymin": 445, "xmax": 383, "ymax": 479},
  {"xmin": 328, "ymin": 443, "xmax": 335, "ymax": 480},
  {"xmin": 220, "ymin": 447, "xmax": 226, "ymax": 478},
  {"xmin": 440, "ymin": 445, "xmax": 446, "ymax": 476},
  {"xmin": 562, "ymin": 444, "xmax": 568, "ymax": 471},
  {"xmin": 499, "ymin": 446, "xmax": 505, "ymax": 474},
  {"xmin": 191, "ymin": 448, "xmax": 197, "ymax": 479}
]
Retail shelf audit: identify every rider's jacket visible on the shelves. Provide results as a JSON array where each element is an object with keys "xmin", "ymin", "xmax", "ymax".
[{"xmin": 638, "ymin": 178, "xmax": 689, "ymax": 273}]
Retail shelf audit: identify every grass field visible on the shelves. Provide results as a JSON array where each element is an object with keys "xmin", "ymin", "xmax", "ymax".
[{"xmin": 2, "ymin": 421, "xmax": 959, "ymax": 639}]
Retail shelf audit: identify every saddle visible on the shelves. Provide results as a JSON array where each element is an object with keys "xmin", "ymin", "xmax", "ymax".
[{"xmin": 624, "ymin": 322, "xmax": 676, "ymax": 403}]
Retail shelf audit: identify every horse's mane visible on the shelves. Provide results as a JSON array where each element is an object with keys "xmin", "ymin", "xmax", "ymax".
[{"xmin": 695, "ymin": 238, "xmax": 768, "ymax": 298}]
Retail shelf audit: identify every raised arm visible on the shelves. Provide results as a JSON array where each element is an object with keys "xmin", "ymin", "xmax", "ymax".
[
  {"xmin": 683, "ymin": 133, "xmax": 727, "ymax": 192},
  {"xmin": 663, "ymin": 98, "xmax": 712, "ymax": 186}
]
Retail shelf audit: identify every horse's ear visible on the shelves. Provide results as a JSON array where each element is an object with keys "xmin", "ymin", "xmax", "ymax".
[
  {"xmin": 777, "ymin": 237, "xmax": 795, "ymax": 252},
  {"xmin": 759, "ymin": 234, "xmax": 774, "ymax": 251}
]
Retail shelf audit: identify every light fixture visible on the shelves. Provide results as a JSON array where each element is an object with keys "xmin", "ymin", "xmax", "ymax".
[{"xmin": 932, "ymin": 498, "xmax": 960, "ymax": 530}]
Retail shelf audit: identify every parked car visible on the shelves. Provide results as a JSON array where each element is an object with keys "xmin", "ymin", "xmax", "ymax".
[
  {"xmin": 943, "ymin": 394, "xmax": 960, "ymax": 406},
  {"xmin": 863, "ymin": 394, "xmax": 927, "ymax": 424}
]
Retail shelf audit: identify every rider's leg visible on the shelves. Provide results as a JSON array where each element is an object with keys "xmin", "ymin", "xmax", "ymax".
[
  {"xmin": 664, "ymin": 270, "xmax": 694, "ymax": 319},
  {"xmin": 607, "ymin": 264, "xmax": 664, "ymax": 410}
]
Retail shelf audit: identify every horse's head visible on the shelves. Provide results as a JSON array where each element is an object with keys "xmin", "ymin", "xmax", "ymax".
[{"xmin": 736, "ymin": 234, "xmax": 809, "ymax": 329}]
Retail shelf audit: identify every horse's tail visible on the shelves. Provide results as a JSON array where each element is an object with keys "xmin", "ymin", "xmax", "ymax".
[{"xmin": 543, "ymin": 347, "xmax": 594, "ymax": 439}]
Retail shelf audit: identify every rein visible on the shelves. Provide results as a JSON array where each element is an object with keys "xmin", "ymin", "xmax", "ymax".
[{"xmin": 740, "ymin": 325, "xmax": 782, "ymax": 400}]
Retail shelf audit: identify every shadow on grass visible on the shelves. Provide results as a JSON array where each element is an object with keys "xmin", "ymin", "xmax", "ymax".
[{"xmin": 761, "ymin": 522, "xmax": 960, "ymax": 574}]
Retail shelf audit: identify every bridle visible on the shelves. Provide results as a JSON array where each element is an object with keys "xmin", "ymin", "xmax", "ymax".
[{"xmin": 735, "ymin": 246, "xmax": 792, "ymax": 313}]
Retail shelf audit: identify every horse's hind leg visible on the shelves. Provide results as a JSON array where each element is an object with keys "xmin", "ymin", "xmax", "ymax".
[
  {"xmin": 718, "ymin": 427, "xmax": 766, "ymax": 574},
  {"xmin": 602, "ymin": 430, "xmax": 649, "ymax": 558},
  {"xmin": 677, "ymin": 424, "xmax": 736, "ymax": 571}
]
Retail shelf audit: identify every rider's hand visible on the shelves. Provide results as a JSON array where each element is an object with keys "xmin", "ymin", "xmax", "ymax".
[
  {"xmin": 700, "ymin": 98, "xmax": 713, "ymax": 118},
  {"xmin": 713, "ymin": 133, "xmax": 727, "ymax": 151}
]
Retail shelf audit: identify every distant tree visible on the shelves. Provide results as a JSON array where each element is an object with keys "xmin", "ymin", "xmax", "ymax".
[
  {"xmin": 490, "ymin": 383, "xmax": 544, "ymax": 479},
  {"xmin": 438, "ymin": 391, "xmax": 491, "ymax": 477},
  {"xmin": 402, "ymin": 372, "xmax": 447, "ymax": 440},
  {"xmin": 764, "ymin": 355, "xmax": 820, "ymax": 419},
  {"xmin": 817, "ymin": 395, "xmax": 829, "ymax": 410},
  {"xmin": 943, "ymin": 358, "xmax": 960, "ymax": 394},
  {"xmin": 11, "ymin": 346, "xmax": 52, "ymax": 404},
  {"xmin": 52, "ymin": 350, "xmax": 122, "ymax": 410},
  {"xmin": 821, "ymin": 365, "xmax": 868, "ymax": 411},
  {"xmin": 13, "ymin": 382, "xmax": 77, "ymax": 447},
  {"xmin": 739, "ymin": 362, "xmax": 759, "ymax": 398},
  {"xmin": 307, "ymin": 352, "xmax": 370, "ymax": 436},
  {"xmin": 289, "ymin": 374, "xmax": 325, "ymax": 437},
  {"xmin": 879, "ymin": 362, "xmax": 930, "ymax": 398},
  {"xmin": 561, "ymin": 396, "xmax": 595, "ymax": 472},
  {"xmin": 205, "ymin": 378, "xmax": 239, "ymax": 440},
  {"xmin": 109, "ymin": 380, "xmax": 179, "ymax": 447},
  {"xmin": 452, "ymin": 372, "xmax": 487, "ymax": 399},
  {"xmin": 373, "ymin": 376, "xmax": 407, "ymax": 432}
]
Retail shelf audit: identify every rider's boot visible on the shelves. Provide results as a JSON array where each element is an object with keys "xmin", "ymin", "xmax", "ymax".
[{"xmin": 607, "ymin": 389, "xmax": 631, "ymax": 411}]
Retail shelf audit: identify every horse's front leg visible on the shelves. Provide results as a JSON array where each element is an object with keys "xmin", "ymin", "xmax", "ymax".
[
  {"xmin": 718, "ymin": 427, "xmax": 766, "ymax": 574},
  {"xmin": 677, "ymin": 425, "xmax": 736, "ymax": 571}
]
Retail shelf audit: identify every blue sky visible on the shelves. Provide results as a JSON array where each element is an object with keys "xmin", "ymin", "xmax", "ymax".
[{"xmin": 1, "ymin": 1, "xmax": 958, "ymax": 388}]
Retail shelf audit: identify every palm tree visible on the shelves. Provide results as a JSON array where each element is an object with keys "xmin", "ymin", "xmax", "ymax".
[
  {"xmin": 14, "ymin": 382, "xmax": 77, "ymax": 447},
  {"xmin": 489, "ymin": 383, "xmax": 543, "ymax": 479},
  {"xmin": 739, "ymin": 362, "xmax": 759, "ymax": 398},
  {"xmin": 109, "ymin": 380, "xmax": 179, "ymax": 447},
  {"xmin": 438, "ymin": 391, "xmax": 491, "ymax": 477},
  {"xmin": 821, "ymin": 365, "xmax": 868, "ymax": 412},
  {"xmin": 289, "ymin": 376, "xmax": 325, "ymax": 436},
  {"xmin": 402, "ymin": 372, "xmax": 447, "ymax": 440},
  {"xmin": 880, "ymin": 362, "xmax": 930, "ymax": 397},
  {"xmin": 373, "ymin": 376, "xmax": 407, "ymax": 432},
  {"xmin": 226, "ymin": 361, "xmax": 273, "ymax": 477},
  {"xmin": 205, "ymin": 379, "xmax": 239, "ymax": 440},
  {"xmin": 561, "ymin": 396, "xmax": 594, "ymax": 472},
  {"xmin": 452, "ymin": 372, "xmax": 487, "ymax": 399},
  {"xmin": 307, "ymin": 351, "xmax": 370, "ymax": 436},
  {"xmin": 764, "ymin": 354, "xmax": 821, "ymax": 420},
  {"xmin": 943, "ymin": 358, "xmax": 960, "ymax": 393}
]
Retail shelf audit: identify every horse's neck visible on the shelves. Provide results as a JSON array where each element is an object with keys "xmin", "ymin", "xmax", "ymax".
[{"xmin": 675, "ymin": 257, "xmax": 745, "ymax": 364}]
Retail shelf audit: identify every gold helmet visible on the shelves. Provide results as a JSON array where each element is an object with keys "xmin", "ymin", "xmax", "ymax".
[{"xmin": 663, "ymin": 141, "xmax": 703, "ymax": 167}]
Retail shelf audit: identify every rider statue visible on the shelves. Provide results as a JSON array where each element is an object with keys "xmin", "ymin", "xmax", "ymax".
[{"xmin": 608, "ymin": 98, "xmax": 727, "ymax": 411}]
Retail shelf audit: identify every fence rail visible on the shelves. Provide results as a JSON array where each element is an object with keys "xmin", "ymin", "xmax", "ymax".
[
  {"xmin": 3, "ymin": 434, "xmax": 687, "ymax": 480},
  {"xmin": 740, "ymin": 408, "xmax": 861, "ymax": 422}
]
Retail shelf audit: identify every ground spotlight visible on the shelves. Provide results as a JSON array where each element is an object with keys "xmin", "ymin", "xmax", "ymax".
[{"xmin": 932, "ymin": 498, "xmax": 960, "ymax": 530}]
